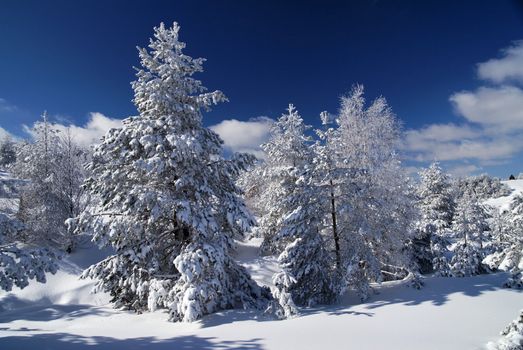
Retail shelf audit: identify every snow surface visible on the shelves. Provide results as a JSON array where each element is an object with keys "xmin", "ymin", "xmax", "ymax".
[
  {"xmin": 0, "ymin": 237, "xmax": 522, "ymax": 349},
  {"xmin": 1, "ymin": 180, "xmax": 522, "ymax": 349}
]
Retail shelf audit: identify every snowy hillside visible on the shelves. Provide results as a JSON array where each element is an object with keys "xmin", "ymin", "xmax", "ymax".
[
  {"xmin": 1, "ymin": 236, "xmax": 522, "ymax": 349},
  {"xmin": 486, "ymin": 179, "xmax": 523, "ymax": 212}
]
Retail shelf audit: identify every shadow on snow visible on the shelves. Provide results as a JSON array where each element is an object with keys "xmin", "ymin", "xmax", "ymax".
[
  {"xmin": 0, "ymin": 333, "xmax": 265, "ymax": 350},
  {"xmin": 301, "ymin": 271, "xmax": 521, "ymax": 317},
  {"xmin": 0, "ymin": 295, "xmax": 110, "ymax": 323}
]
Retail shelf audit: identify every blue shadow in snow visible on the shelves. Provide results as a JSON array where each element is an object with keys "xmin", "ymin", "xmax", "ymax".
[{"xmin": 0, "ymin": 333, "xmax": 265, "ymax": 350}]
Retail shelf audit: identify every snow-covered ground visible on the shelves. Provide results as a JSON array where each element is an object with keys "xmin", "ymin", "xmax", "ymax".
[
  {"xmin": 0, "ymin": 238, "xmax": 522, "ymax": 349},
  {"xmin": 1, "ymin": 179, "xmax": 523, "ymax": 350}
]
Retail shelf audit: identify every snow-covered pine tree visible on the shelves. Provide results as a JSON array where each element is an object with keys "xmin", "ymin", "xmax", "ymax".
[
  {"xmin": 0, "ymin": 136, "xmax": 17, "ymax": 168},
  {"xmin": 416, "ymin": 162, "xmax": 454, "ymax": 275},
  {"xmin": 483, "ymin": 209, "xmax": 513, "ymax": 271},
  {"xmin": 268, "ymin": 106, "xmax": 338, "ymax": 316},
  {"xmin": 76, "ymin": 22, "xmax": 268, "ymax": 322},
  {"xmin": 450, "ymin": 194, "xmax": 489, "ymax": 277},
  {"xmin": 501, "ymin": 195, "xmax": 523, "ymax": 289},
  {"xmin": 249, "ymin": 104, "xmax": 313, "ymax": 255}
]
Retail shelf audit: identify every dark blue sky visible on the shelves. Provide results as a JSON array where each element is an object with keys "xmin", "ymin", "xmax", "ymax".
[{"xmin": 1, "ymin": 0, "xmax": 522, "ymax": 176}]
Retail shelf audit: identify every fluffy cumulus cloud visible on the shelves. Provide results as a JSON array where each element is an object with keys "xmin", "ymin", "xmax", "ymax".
[
  {"xmin": 450, "ymin": 86, "xmax": 523, "ymax": 132},
  {"xmin": 447, "ymin": 164, "xmax": 482, "ymax": 178},
  {"xmin": 210, "ymin": 117, "xmax": 273, "ymax": 158},
  {"xmin": 403, "ymin": 124, "xmax": 523, "ymax": 163},
  {"xmin": 403, "ymin": 40, "xmax": 523, "ymax": 176},
  {"xmin": 477, "ymin": 41, "xmax": 523, "ymax": 84},
  {"xmin": 25, "ymin": 112, "xmax": 123, "ymax": 148}
]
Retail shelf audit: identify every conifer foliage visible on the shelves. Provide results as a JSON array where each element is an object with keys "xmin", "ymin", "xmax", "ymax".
[
  {"xmin": 415, "ymin": 162, "xmax": 454, "ymax": 275},
  {"xmin": 500, "ymin": 195, "xmax": 523, "ymax": 289},
  {"xmin": 450, "ymin": 194, "xmax": 489, "ymax": 277},
  {"xmin": 268, "ymin": 106, "xmax": 338, "ymax": 315},
  {"xmin": 0, "ymin": 212, "xmax": 58, "ymax": 292},
  {"xmin": 0, "ymin": 137, "xmax": 16, "ymax": 168},
  {"xmin": 76, "ymin": 22, "xmax": 268, "ymax": 322}
]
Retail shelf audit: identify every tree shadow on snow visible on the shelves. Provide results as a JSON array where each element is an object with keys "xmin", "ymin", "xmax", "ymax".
[
  {"xmin": 197, "ymin": 309, "xmax": 274, "ymax": 329},
  {"xmin": 295, "ymin": 272, "xmax": 522, "ymax": 317},
  {"xmin": 299, "ymin": 304, "xmax": 375, "ymax": 318},
  {"xmin": 0, "ymin": 333, "xmax": 265, "ymax": 350},
  {"xmin": 356, "ymin": 272, "xmax": 521, "ymax": 310},
  {"xmin": 0, "ymin": 295, "xmax": 110, "ymax": 323}
]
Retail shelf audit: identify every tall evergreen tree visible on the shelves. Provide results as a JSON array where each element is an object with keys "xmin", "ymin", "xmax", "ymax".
[
  {"xmin": 450, "ymin": 194, "xmax": 489, "ymax": 277},
  {"xmin": 76, "ymin": 22, "xmax": 268, "ymax": 322},
  {"xmin": 415, "ymin": 162, "xmax": 455, "ymax": 275},
  {"xmin": 267, "ymin": 106, "xmax": 338, "ymax": 316},
  {"xmin": 245, "ymin": 104, "xmax": 313, "ymax": 255}
]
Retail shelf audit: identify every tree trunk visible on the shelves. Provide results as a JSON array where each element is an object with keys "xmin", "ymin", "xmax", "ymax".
[{"xmin": 330, "ymin": 179, "xmax": 341, "ymax": 268}]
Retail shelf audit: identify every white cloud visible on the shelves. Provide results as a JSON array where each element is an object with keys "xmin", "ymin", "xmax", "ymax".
[
  {"xmin": 404, "ymin": 40, "xmax": 523, "ymax": 176},
  {"xmin": 210, "ymin": 117, "xmax": 273, "ymax": 158},
  {"xmin": 404, "ymin": 123, "xmax": 481, "ymax": 148},
  {"xmin": 477, "ymin": 41, "xmax": 523, "ymax": 84},
  {"xmin": 450, "ymin": 86, "xmax": 523, "ymax": 132},
  {"xmin": 0, "ymin": 98, "xmax": 18, "ymax": 113},
  {"xmin": 447, "ymin": 164, "xmax": 482, "ymax": 178},
  {"xmin": 403, "ymin": 128, "xmax": 522, "ymax": 163},
  {"xmin": 25, "ymin": 112, "xmax": 123, "ymax": 148}
]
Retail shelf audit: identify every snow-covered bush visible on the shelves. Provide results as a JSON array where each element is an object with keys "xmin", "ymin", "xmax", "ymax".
[
  {"xmin": 75, "ymin": 22, "xmax": 269, "ymax": 322},
  {"xmin": 487, "ymin": 310, "xmax": 523, "ymax": 350},
  {"xmin": 454, "ymin": 174, "xmax": 512, "ymax": 200},
  {"xmin": 0, "ymin": 212, "xmax": 58, "ymax": 291}
]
